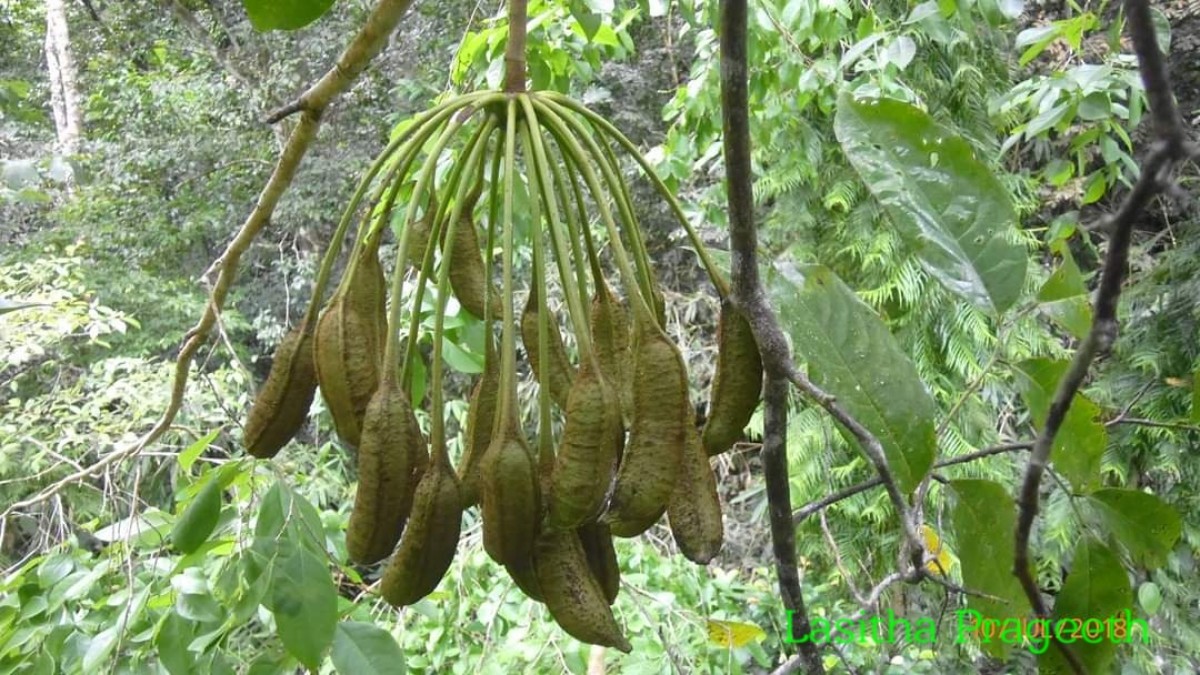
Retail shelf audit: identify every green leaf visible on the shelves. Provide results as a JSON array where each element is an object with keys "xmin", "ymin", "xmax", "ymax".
[
  {"xmin": 331, "ymin": 622, "xmax": 406, "ymax": 675},
  {"xmin": 1138, "ymin": 581, "xmax": 1162, "ymax": 615},
  {"xmin": 255, "ymin": 480, "xmax": 325, "ymax": 553},
  {"xmin": 267, "ymin": 544, "xmax": 337, "ymax": 670},
  {"xmin": 155, "ymin": 612, "xmax": 197, "ymax": 675},
  {"xmin": 1087, "ymin": 489, "xmax": 1181, "ymax": 569},
  {"xmin": 441, "ymin": 335, "xmax": 484, "ymax": 374},
  {"xmin": 1081, "ymin": 171, "xmax": 1107, "ymax": 205},
  {"xmin": 1037, "ymin": 250, "xmax": 1092, "ymax": 340},
  {"xmin": 950, "ymin": 479, "xmax": 1028, "ymax": 658},
  {"xmin": 1037, "ymin": 250, "xmax": 1087, "ymax": 301},
  {"xmin": 1014, "ymin": 359, "xmax": 1106, "ymax": 492},
  {"xmin": 834, "ymin": 92, "xmax": 1026, "ymax": 315},
  {"xmin": 172, "ymin": 475, "xmax": 224, "ymax": 554},
  {"xmin": 570, "ymin": 0, "xmax": 602, "ymax": 40},
  {"xmin": 243, "ymin": 0, "xmax": 335, "ymax": 31},
  {"xmin": 768, "ymin": 262, "xmax": 936, "ymax": 493},
  {"xmin": 1039, "ymin": 537, "xmax": 1130, "ymax": 675},
  {"xmin": 179, "ymin": 429, "xmax": 220, "ymax": 472}
]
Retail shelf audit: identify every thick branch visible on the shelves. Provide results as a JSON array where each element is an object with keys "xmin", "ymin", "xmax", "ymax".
[
  {"xmin": 1012, "ymin": 1, "xmax": 1191, "ymax": 673},
  {"xmin": 2, "ymin": 0, "xmax": 417, "ymax": 525},
  {"xmin": 266, "ymin": 0, "xmax": 416, "ymax": 123},
  {"xmin": 720, "ymin": 1, "xmax": 822, "ymax": 672},
  {"xmin": 504, "ymin": 0, "xmax": 528, "ymax": 92}
]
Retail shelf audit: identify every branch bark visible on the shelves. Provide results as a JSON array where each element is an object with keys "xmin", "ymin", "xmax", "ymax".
[
  {"xmin": 720, "ymin": 1, "xmax": 822, "ymax": 671},
  {"xmin": 45, "ymin": 0, "xmax": 84, "ymax": 156},
  {"xmin": 2, "ymin": 0, "xmax": 418, "ymax": 525},
  {"xmin": 1011, "ymin": 2, "xmax": 1193, "ymax": 673}
]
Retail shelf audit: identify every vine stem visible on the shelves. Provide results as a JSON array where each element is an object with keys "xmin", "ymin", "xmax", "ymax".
[
  {"xmin": 504, "ymin": 0, "xmax": 528, "ymax": 93},
  {"xmin": 1010, "ymin": 2, "xmax": 1193, "ymax": 673}
]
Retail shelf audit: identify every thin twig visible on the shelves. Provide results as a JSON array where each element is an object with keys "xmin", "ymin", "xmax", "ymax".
[
  {"xmin": 1, "ymin": 0, "xmax": 418, "ymax": 527},
  {"xmin": 1012, "ymin": 2, "xmax": 1193, "ymax": 673},
  {"xmin": 793, "ymin": 442, "xmax": 1033, "ymax": 524}
]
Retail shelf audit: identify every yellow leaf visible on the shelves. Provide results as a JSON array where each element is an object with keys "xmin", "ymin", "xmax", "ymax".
[
  {"xmin": 706, "ymin": 619, "xmax": 766, "ymax": 648},
  {"xmin": 922, "ymin": 525, "xmax": 954, "ymax": 576}
]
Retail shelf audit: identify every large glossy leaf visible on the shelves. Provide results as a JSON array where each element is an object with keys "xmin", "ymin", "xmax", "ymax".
[
  {"xmin": 1014, "ymin": 359, "xmax": 1105, "ymax": 492},
  {"xmin": 769, "ymin": 261, "xmax": 936, "ymax": 493},
  {"xmin": 950, "ymin": 480, "xmax": 1028, "ymax": 659},
  {"xmin": 332, "ymin": 622, "xmax": 406, "ymax": 675},
  {"xmin": 834, "ymin": 91, "xmax": 1026, "ymax": 315},
  {"xmin": 255, "ymin": 480, "xmax": 326, "ymax": 553},
  {"xmin": 1087, "ymin": 489, "xmax": 1181, "ymax": 569},
  {"xmin": 267, "ymin": 542, "xmax": 337, "ymax": 670},
  {"xmin": 1039, "ymin": 537, "xmax": 1130, "ymax": 675},
  {"xmin": 243, "ymin": 0, "xmax": 336, "ymax": 31}
]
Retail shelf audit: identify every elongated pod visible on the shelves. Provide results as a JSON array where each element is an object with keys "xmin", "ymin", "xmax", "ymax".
[
  {"xmin": 313, "ymin": 247, "xmax": 389, "ymax": 446},
  {"xmin": 521, "ymin": 286, "xmax": 574, "ymax": 409},
  {"xmin": 345, "ymin": 379, "xmax": 428, "ymax": 564},
  {"xmin": 578, "ymin": 522, "xmax": 620, "ymax": 605},
  {"xmin": 548, "ymin": 360, "xmax": 623, "ymax": 529},
  {"xmin": 458, "ymin": 337, "xmax": 500, "ymax": 507},
  {"xmin": 605, "ymin": 315, "xmax": 688, "ymax": 537},
  {"xmin": 534, "ymin": 529, "xmax": 631, "ymax": 652},
  {"xmin": 701, "ymin": 298, "xmax": 763, "ymax": 456},
  {"xmin": 448, "ymin": 187, "xmax": 502, "ymax": 320},
  {"xmin": 243, "ymin": 321, "xmax": 317, "ymax": 458},
  {"xmin": 379, "ymin": 448, "xmax": 463, "ymax": 606},
  {"xmin": 590, "ymin": 281, "xmax": 633, "ymax": 422},
  {"xmin": 480, "ymin": 430, "xmax": 541, "ymax": 568},
  {"xmin": 667, "ymin": 405, "xmax": 723, "ymax": 564}
]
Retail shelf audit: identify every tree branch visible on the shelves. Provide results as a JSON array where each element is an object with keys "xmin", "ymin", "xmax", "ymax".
[
  {"xmin": 2, "ymin": 0, "xmax": 418, "ymax": 526},
  {"xmin": 720, "ymin": 1, "xmax": 822, "ymax": 672},
  {"xmin": 1012, "ymin": 2, "xmax": 1193, "ymax": 672},
  {"xmin": 793, "ymin": 442, "xmax": 1034, "ymax": 524}
]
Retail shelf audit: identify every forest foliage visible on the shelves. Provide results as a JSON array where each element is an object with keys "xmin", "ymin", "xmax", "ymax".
[{"xmin": 1, "ymin": 0, "xmax": 1198, "ymax": 673}]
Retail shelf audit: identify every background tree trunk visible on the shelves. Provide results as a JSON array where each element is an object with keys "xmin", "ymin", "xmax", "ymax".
[{"xmin": 45, "ymin": 0, "xmax": 83, "ymax": 157}]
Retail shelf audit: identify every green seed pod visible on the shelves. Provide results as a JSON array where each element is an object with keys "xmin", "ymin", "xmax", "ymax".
[
  {"xmin": 590, "ymin": 281, "xmax": 633, "ymax": 421},
  {"xmin": 448, "ymin": 204, "xmax": 502, "ymax": 320},
  {"xmin": 534, "ymin": 529, "xmax": 632, "ymax": 652},
  {"xmin": 405, "ymin": 198, "xmax": 438, "ymax": 270},
  {"xmin": 345, "ymin": 380, "xmax": 428, "ymax": 564},
  {"xmin": 243, "ymin": 321, "xmax": 317, "ymax": 458},
  {"xmin": 480, "ymin": 431, "xmax": 541, "ymax": 568},
  {"xmin": 457, "ymin": 337, "xmax": 500, "ymax": 507},
  {"xmin": 548, "ymin": 361, "xmax": 623, "ymax": 529},
  {"xmin": 379, "ymin": 448, "xmax": 463, "ymax": 607},
  {"xmin": 578, "ymin": 522, "xmax": 620, "ymax": 605},
  {"xmin": 313, "ymin": 248, "xmax": 389, "ymax": 446},
  {"xmin": 521, "ymin": 287, "xmax": 574, "ymax": 409},
  {"xmin": 667, "ymin": 404, "xmax": 723, "ymax": 564},
  {"xmin": 605, "ymin": 316, "xmax": 688, "ymax": 537},
  {"xmin": 701, "ymin": 299, "xmax": 763, "ymax": 457}
]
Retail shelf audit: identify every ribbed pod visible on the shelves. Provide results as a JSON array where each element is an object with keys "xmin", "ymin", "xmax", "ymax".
[
  {"xmin": 345, "ymin": 380, "xmax": 428, "ymax": 564},
  {"xmin": 313, "ymin": 248, "xmax": 389, "ymax": 446},
  {"xmin": 701, "ymin": 299, "xmax": 763, "ymax": 456},
  {"xmin": 379, "ymin": 449, "xmax": 463, "ymax": 606},
  {"xmin": 667, "ymin": 405, "xmax": 723, "ymax": 564},
  {"xmin": 243, "ymin": 322, "xmax": 317, "ymax": 458},
  {"xmin": 605, "ymin": 316, "xmax": 688, "ymax": 537},
  {"xmin": 548, "ymin": 361, "xmax": 623, "ymax": 529},
  {"xmin": 534, "ymin": 529, "xmax": 632, "ymax": 652}
]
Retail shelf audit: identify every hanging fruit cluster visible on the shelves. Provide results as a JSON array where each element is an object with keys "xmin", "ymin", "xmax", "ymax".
[{"xmin": 240, "ymin": 86, "xmax": 764, "ymax": 650}]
